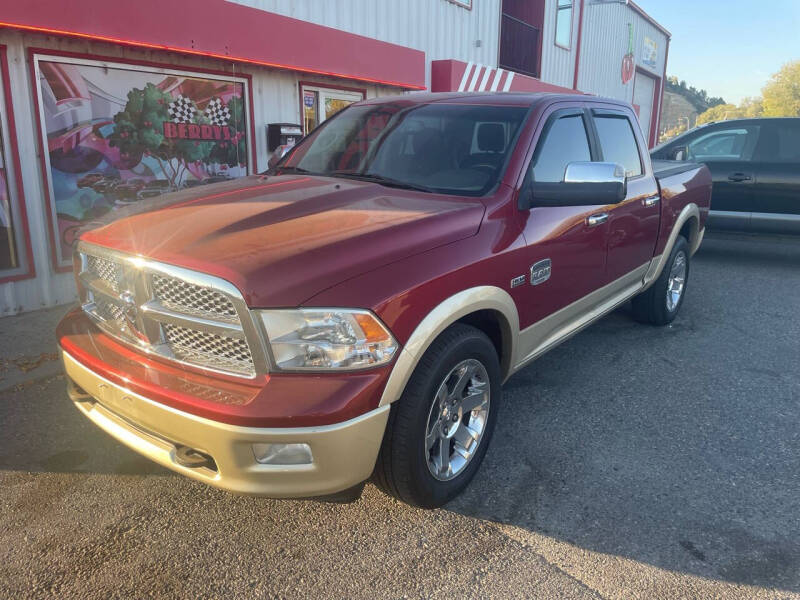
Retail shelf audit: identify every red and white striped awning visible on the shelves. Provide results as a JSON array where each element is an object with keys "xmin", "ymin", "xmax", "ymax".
[{"xmin": 431, "ymin": 60, "xmax": 581, "ymax": 95}]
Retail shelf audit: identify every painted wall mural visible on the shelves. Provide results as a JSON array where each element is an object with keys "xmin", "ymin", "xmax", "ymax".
[{"xmin": 34, "ymin": 55, "xmax": 251, "ymax": 267}]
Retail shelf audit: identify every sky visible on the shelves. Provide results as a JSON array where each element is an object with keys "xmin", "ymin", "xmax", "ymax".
[{"xmin": 633, "ymin": 0, "xmax": 800, "ymax": 104}]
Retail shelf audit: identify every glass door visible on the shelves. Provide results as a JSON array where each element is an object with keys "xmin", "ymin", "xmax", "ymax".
[{"xmin": 301, "ymin": 85, "xmax": 364, "ymax": 134}]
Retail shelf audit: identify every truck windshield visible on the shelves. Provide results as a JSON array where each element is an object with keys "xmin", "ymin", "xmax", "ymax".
[{"xmin": 275, "ymin": 102, "xmax": 529, "ymax": 196}]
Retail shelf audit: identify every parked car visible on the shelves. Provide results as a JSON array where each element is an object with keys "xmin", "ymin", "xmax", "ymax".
[
  {"xmin": 58, "ymin": 93, "xmax": 711, "ymax": 508},
  {"xmin": 137, "ymin": 179, "xmax": 177, "ymax": 199},
  {"xmin": 652, "ymin": 117, "xmax": 800, "ymax": 234},
  {"xmin": 76, "ymin": 173, "xmax": 106, "ymax": 188},
  {"xmin": 89, "ymin": 175, "xmax": 121, "ymax": 195},
  {"xmin": 112, "ymin": 178, "xmax": 147, "ymax": 201}
]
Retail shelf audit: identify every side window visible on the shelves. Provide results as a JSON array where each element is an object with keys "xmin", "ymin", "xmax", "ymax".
[
  {"xmin": 688, "ymin": 126, "xmax": 760, "ymax": 161},
  {"xmin": 757, "ymin": 123, "xmax": 800, "ymax": 162},
  {"xmin": 593, "ymin": 114, "xmax": 643, "ymax": 177},
  {"xmin": 531, "ymin": 114, "xmax": 591, "ymax": 183}
]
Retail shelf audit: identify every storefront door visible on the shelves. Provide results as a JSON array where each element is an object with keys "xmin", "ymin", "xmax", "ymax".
[{"xmin": 301, "ymin": 85, "xmax": 364, "ymax": 134}]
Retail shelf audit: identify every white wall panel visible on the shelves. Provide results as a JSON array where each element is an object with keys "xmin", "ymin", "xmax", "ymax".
[
  {"xmin": 540, "ymin": 0, "xmax": 581, "ymax": 89},
  {"xmin": 576, "ymin": 2, "xmax": 668, "ymax": 103},
  {"xmin": 231, "ymin": 0, "xmax": 502, "ymax": 87}
]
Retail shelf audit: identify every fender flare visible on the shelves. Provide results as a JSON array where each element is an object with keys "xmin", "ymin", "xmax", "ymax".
[
  {"xmin": 642, "ymin": 203, "xmax": 701, "ymax": 289},
  {"xmin": 379, "ymin": 286, "xmax": 520, "ymax": 407}
]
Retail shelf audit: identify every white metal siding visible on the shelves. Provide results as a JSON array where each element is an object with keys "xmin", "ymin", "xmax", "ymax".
[
  {"xmin": 540, "ymin": 0, "xmax": 581, "ymax": 89},
  {"xmin": 575, "ymin": 2, "xmax": 668, "ymax": 103},
  {"xmin": 230, "ymin": 0, "xmax": 502, "ymax": 87},
  {"xmin": 0, "ymin": 30, "xmax": 396, "ymax": 315}
]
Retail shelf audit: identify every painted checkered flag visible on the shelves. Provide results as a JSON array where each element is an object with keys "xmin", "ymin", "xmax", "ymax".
[
  {"xmin": 167, "ymin": 95, "xmax": 196, "ymax": 123},
  {"xmin": 204, "ymin": 98, "xmax": 231, "ymax": 127}
]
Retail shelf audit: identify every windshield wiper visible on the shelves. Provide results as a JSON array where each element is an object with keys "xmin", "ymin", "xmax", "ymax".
[
  {"xmin": 328, "ymin": 172, "xmax": 436, "ymax": 194},
  {"xmin": 275, "ymin": 165, "xmax": 314, "ymax": 175}
]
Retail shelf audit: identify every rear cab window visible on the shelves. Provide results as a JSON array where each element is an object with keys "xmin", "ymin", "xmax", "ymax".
[{"xmin": 592, "ymin": 112, "xmax": 643, "ymax": 177}]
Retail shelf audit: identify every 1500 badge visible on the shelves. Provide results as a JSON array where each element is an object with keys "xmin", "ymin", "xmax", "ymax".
[{"xmin": 530, "ymin": 259, "xmax": 552, "ymax": 285}]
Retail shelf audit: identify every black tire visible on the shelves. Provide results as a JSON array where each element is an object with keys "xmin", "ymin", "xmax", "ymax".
[
  {"xmin": 632, "ymin": 235, "xmax": 690, "ymax": 325},
  {"xmin": 373, "ymin": 323, "xmax": 501, "ymax": 508}
]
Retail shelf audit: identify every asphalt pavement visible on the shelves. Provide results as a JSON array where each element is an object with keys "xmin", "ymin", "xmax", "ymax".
[{"xmin": 1, "ymin": 231, "xmax": 799, "ymax": 599}]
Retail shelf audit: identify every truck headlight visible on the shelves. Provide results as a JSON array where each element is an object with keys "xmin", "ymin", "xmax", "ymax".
[{"xmin": 257, "ymin": 309, "xmax": 398, "ymax": 371}]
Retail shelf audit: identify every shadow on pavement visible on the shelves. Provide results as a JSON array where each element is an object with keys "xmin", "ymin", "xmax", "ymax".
[{"xmin": 446, "ymin": 234, "xmax": 800, "ymax": 592}]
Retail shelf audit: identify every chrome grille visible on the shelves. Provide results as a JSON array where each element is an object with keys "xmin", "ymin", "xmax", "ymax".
[
  {"xmin": 163, "ymin": 324, "xmax": 254, "ymax": 375},
  {"xmin": 153, "ymin": 274, "xmax": 237, "ymax": 321},
  {"xmin": 94, "ymin": 296, "xmax": 125, "ymax": 325},
  {"xmin": 87, "ymin": 255, "xmax": 122, "ymax": 292},
  {"xmin": 77, "ymin": 243, "xmax": 263, "ymax": 378}
]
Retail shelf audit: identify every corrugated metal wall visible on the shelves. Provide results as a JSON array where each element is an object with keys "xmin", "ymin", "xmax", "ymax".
[
  {"xmin": 540, "ymin": 0, "xmax": 581, "ymax": 88},
  {"xmin": 576, "ymin": 2, "xmax": 668, "ymax": 102},
  {"xmin": 0, "ymin": 29, "xmax": 396, "ymax": 316},
  {"xmin": 231, "ymin": 0, "xmax": 502, "ymax": 87}
]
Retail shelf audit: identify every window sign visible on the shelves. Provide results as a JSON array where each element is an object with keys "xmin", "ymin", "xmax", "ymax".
[
  {"xmin": 33, "ymin": 55, "xmax": 252, "ymax": 268},
  {"xmin": 642, "ymin": 37, "xmax": 658, "ymax": 71}
]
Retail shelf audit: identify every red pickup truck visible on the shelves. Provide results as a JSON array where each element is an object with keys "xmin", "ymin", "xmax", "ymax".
[{"xmin": 58, "ymin": 93, "xmax": 711, "ymax": 508}]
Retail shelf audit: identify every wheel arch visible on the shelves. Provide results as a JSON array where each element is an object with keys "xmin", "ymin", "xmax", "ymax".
[
  {"xmin": 643, "ymin": 203, "xmax": 701, "ymax": 290},
  {"xmin": 379, "ymin": 286, "xmax": 520, "ymax": 407}
]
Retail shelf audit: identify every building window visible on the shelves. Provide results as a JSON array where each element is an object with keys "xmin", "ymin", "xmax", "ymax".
[
  {"xmin": 499, "ymin": 1, "xmax": 544, "ymax": 79},
  {"xmin": 555, "ymin": 0, "xmax": 573, "ymax": 49},
  {"xmin": 300, "ymin": 84, "xmax": 365, "ymax": 135}
]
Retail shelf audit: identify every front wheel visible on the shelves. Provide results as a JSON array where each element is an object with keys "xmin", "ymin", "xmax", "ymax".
[
  {"xmin": 373, "ymin": 324, "xmax": 501, "ymax": 508},
  {"xmin": 632, "ymin": 235, "xmax": 690, "ymax": 325}
]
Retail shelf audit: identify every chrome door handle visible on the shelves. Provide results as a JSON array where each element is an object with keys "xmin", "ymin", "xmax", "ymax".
[
  {"xmin": 643, "ymin": 195, "xmax": 660, "ymax": 207},
  {"xmin": 586, "ymin": 213, "xmax": 608, "ymax": 227}
]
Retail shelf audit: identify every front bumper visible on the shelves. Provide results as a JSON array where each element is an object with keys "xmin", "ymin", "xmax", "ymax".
[{"xmin": 62, "ymin": 350, "xmax": 389, "ymax": 498}]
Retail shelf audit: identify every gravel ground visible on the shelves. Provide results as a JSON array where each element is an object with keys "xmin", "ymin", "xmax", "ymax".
[{"xmin": 1, "ymin": 232, "xmax": 798, "ymax": 599}]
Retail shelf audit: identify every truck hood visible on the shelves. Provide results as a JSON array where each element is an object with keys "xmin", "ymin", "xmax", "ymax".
[{"xmin": 81, "ymin": 175, "xmax": 485, "ymax": 307}]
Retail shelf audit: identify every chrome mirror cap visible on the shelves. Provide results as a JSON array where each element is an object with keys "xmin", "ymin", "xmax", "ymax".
[{"xmin": 564, "ymin": 161, "xmax": 626, "ymax": 185}]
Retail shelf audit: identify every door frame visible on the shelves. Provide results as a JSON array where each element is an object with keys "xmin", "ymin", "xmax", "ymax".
[
  {"xmin": 298, "ymin": 81, "xmax": 366, "ymax": 135},
  {"xmin": 631, "ymin": 67, "xmax": 661, "ymax": 149}
]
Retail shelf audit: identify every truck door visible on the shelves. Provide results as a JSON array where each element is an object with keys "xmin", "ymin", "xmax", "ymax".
[
  {"xmin": 514, "ymin": 108, "xmax": 608, "ymax": 331},
  {"xmin": 750, "ymin": 120, "xmax": 800, "ymax": 230},
  {"xmin": 589, "ymin": 108, "xmax": 661, "ymax": 283},
  {"xmin": 685, "ymin": 123, "xmax": 761, "ymax": 215}
]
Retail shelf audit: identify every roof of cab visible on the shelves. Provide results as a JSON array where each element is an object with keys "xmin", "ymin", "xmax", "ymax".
[{"xmin": 357, "ymin": 91, "xmax": 626, "ymax": 109}]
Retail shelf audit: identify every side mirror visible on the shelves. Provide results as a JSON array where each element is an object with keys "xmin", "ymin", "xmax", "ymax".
[
  {"xmin": 523, "ymin": 162, "xmax": 627, "ymax": 208},
  {"xmin": 669, "ymin": 145, "xmax": 688, "ymax": 161}
]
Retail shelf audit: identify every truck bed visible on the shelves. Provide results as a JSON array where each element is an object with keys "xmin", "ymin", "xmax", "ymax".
[{"xmin": 652, "ymin": 159, "xmax": 703, "ymax": 180}]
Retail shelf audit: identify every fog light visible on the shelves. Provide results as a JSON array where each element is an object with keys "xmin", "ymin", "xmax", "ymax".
[{"xmin": 252, "ymin": 443, "xmax": 312, "ymax": 465}]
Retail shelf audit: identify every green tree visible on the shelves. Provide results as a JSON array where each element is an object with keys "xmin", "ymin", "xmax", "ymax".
[
  {"xmin": 762, "ymin": 60, "xmax": 800, "ymax": 117},
  {"xmin": 207, "ymin": 96, "xmax": 248, "ymax": 168},
  {"xmin": 108, "ymin": 83, "xmax": 212, "ymax": 186},
  {"xmin": 696, "ymin": 103, "xmax": 743, "ymax": 125},
  {"xmin": 739, "ymin": 96, "xmax": 764, "ymax": 118}
]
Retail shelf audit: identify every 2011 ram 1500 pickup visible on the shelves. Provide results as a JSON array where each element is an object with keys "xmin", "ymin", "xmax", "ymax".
[{"xmin": 58, "ymin": 93, "xmax": 712, "ymax": 508}]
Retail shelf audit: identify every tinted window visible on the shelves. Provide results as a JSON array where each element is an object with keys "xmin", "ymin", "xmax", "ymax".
[
  {"xmin": 759, "ymin": 122, "xmax": 800, "ymax": 162},
  {"xmin": 688, "ymin": 126, "xmax": 760, "ymax": 161},
  {"xmin": 278, "ymin": 103, "xmax": 528, "ymax": 196},
  {"xmin": 594, "ymin": 115, "xmax": 642, "ymax": 177},
  {"xmin": 531, "ymin": 115, "xmax": 591, "ymax": 183}
]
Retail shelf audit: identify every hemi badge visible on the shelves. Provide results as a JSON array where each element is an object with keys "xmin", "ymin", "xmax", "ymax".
[{"xmin": 510, "ymin": 275, "xmax": 526, "ymax": 288}]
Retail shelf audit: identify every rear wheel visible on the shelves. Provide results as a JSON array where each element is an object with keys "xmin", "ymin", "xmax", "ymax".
[
  {"xmin": 632, "ymin": 235, "xmax": 690, "ymax": 325},
  {"xmin": 374, "ymin": 324, "xmax": 500, "ymax": 508}
]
